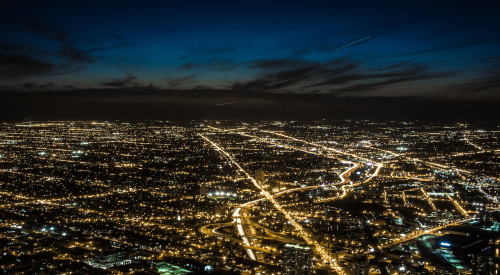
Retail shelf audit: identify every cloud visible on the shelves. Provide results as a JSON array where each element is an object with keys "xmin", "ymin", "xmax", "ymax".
[
  {"xmin": 179, "ymin": 59, "xmax": 237, "ymax": 71},
  {"xmin": 18, "ymin": 82, "xmax": 56, "ymax": 90},
  {"xmin": 59, "ymin": 42, "xmax": 94, "ymax": 63},
  {"xmin": 234, "ymin": 58, "xmax": 359, "ymax": 92},
  {"xmin": 100, "ymin": 75, "xmax": 140, "ymax": 87},
  {"xmin": 0, "ymin": 43, "xmax": 44, "ymax": 56},
  {"xmin": 394, "ymin": 36, "xmax": 500, "ymax": 58},
  {"xmin": 480, "ymin": 56, "xmax": 500, "ymax": 61},
  {"xmin": 179, "ymin": 63, "xmax": 196, "ymax": 70},
  {"xmin": 0, "ymin": 53, "xmax": 55, "ymax": 79},
  {"xmin": 233, "ymin": 58, "xmax": 455, "ymax": 94},
  {"xmin": 475, "ymin": 56, "xmax": 500, "ymax": 65},
  {"xmin": 314, "ymin": 63, "xmax": 456, "ymax": 93},
  {"xmin": 248, "ymin": 59, "xmax": 318, "ymax": 70},
  {"xmin": 380, "ymin": 61, "xmax": 411, "ymax": 71},
  {"xmin": 167, "ymin": 74, "xmax": 197, "ymax": 88},
  {"xmin": 38, "ymin": 83, "xmax": 56, "ymax": 90},
  {"xmin": 0, "ymin": 19, "xmax": 95, "ymax": 80},
  {"xmin": 86, "ymin": 34, "xmax": 132, "ymax": 53},
  {"xmin": 63, "ymin": 85, "xmax": 78, "ymax": 90},
  {"xmin": 19, "ymin": 83, "xmax": 36, "ymax": 89},
  {"xmin": 233, "ymin": 66, "xmax": 317, "ymax": 92},
  {"xmin": 446, "ymin": 72, "xmax": 500, "ymax": 94},
  {"xmin": 333, "ymin": 71, "xmax": 456, "ymax": 93}
]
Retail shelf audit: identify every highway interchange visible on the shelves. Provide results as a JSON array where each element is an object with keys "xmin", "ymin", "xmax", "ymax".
[{"xmin": 196, "ymin": 125, "xmax": 491, "ymax": 274}]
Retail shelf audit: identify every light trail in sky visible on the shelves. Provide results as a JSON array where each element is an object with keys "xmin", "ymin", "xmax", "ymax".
[{"xmin": 336, "ymin": 36, "xmax": 371, "ymax": 50}]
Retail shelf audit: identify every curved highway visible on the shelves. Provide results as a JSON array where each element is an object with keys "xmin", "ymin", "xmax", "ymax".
[{"xmin": 198, "ymin": 130, "xmax": 383, "ymax": 274}]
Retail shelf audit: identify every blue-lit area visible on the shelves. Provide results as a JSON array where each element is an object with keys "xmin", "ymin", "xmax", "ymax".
[{"xmin": 156, "ymin": 262, "xmax": 192, "ymax": 275}]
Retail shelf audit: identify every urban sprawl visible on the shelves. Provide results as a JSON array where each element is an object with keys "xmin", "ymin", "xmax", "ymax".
[{"xmin": 0, "ymin": 120, "xmax": 499, "ymax": 275}]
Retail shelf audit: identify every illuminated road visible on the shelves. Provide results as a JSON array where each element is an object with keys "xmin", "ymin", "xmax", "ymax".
[
  {"xmin": 233, "ymin": 205, "xmax": 258, "ymax": 260},
  {"xmin": 447, "ymin": 195, "xmax": 470, "ymax": 218},
  {"xmin": 199, "ymin": 133, "xmax": 347, "ymax": 274},
  {"xmin": 260, "ymin": 129, "xmax": 376, "ymax": 164},
  {"xmin": 420, "ymin": 188, "xmax": 437, "ymax": 211},
  {"xmin": 203, "ymin": 127, "xmax": 382, "ymax": 267},
  {"xmin": 199, "ymin": 223, "xmax": 238, "ymax": 241},
  {"xmin": 366, "ymin": 145, "xmax": 473, "ymax": 175},
  {"xmin": 464, "ymin": 133, "xmax": 485, "ymax": 152},
  {"xmin": 380, "ymin": 217, "xmax": 476, "ymax": 249},
  {"xmin": 230, "ymin": 180, "xmax": 352, "ymax": 261}
]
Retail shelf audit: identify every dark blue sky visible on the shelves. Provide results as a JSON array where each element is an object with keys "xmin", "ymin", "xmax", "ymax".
[{"xmin": 1, "ymin": 1, "xmax": 499, "ymax": 120}]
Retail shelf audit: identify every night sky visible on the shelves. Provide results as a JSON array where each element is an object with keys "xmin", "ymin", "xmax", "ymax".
[{"xmin": 1, "ymin": 1, "xmax": 500, "ymax": 121}]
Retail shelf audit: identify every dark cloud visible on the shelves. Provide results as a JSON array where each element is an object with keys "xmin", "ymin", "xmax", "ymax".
[
  {"xmin": 0, "ymin": 43, "xmax": 44, "ymax": 56},
  {"xmin": 395, "ymin": 36, "xmax": 500, "ymax": 58},
  {"xmin": 314, "ymin": 63, "xmax": 359, "ymax": 79},
  {"xmin": 179, "ymin": 59, "xmax": 237, "ymax": 72},
  {"xmin": 235, "ymin": 58, "xmax": 360, "ymax": 92},
  {"xmin": 234, "ymin": 58, "xmax": 454, "ymax": 94},
  {"xmin": 0, "ymin": 53, "xmax": 55, "ymax": 79},
  {"xmin": 480, "ymin": 57, "xmax": 500, "ymax": 61},
  {"xmin": 334, "ymin": 71, "xmax": 456, "ymax": 93},
  {"xmin": 0, "ymin": 50, "xmax": 92, "ymax": 80},
  {"xmin": 0, "ymin": 19, "xmax": 94, "ymax": 79},
  {"xmin": 18, "ymin": 82, "xmax": 56, "ymax": 90},
  {"xmin": 313, "ymin": 63, "xmax": 455, "ymax": 93},
  {"xmin": 86, "ymin": 35, "xmax": 132, "ymax": 53},
  {"xmin": 19, "ymin": 83, "xmax": 36, "ymax": 89},
  {"xmin": 446, "ymin": 72, "xmax": 500, "ymax": 94},
  {"xmin": 193, "ymin": 85, "xmax": 211, "ymax": 90},
  {"xmin": 475, "ymin": 57, "xmax": 500, "ymax": 65},
  {"xmin": 167, "ymin": 74, "xmax": 197, "ymax": 88},
  {"xmin": 248, "ymin": 59, "xmax": 318, "ymax": 69},
  {"xmin": 100, "ymin": 75, "xmax": 139, "ymax": 87},
  {"xmin": 380, "ymin": 61, "xmax": 411, "ymax": 71},
  {"xmin": 233, "ymin": 66, "xmax": 317, "ymax": 92},
  {"xmin": 177, "ymin": 46, "xmax": 237, "ymax": 71},
  {"xmin": 307, "ymin": 74, "xmax": 365, "ymax": 87},
  {"xmin": 38, "ymin": 83, "xmax": 56, "ymax": 90},
  {"xmin": 179, "ymin": 63, "xmax": 196, "ymax": 70},
  {"xmin": 59, "ymin": 42, "xmax": 93, "ymax": 63}
]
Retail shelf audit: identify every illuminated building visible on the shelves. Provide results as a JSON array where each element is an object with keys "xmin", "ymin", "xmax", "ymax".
[
  {"xmin": 281, "ymin": 244, "xmax": 313, "ymax": 275},
  {"xmin": 84, "ymin": 249, "xmax": 132, "ymax": 269},
  {"xmin": 346, "ymin": 260, "xmax": 369, "ymax": 275},
  {"xmin": 471, "ymin": 253, "xmax": 499, "ymax": 275},
  {"xmin": 0, "ymin": 120, "xmax": 498, "ymax": 275},
  {"xmin": 155, "ymin": 262, "xmax": 192, "ymax": 274},
  {"xmin": 255, "ymin": 169, "xmax": 265, "ymax": 183}
]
